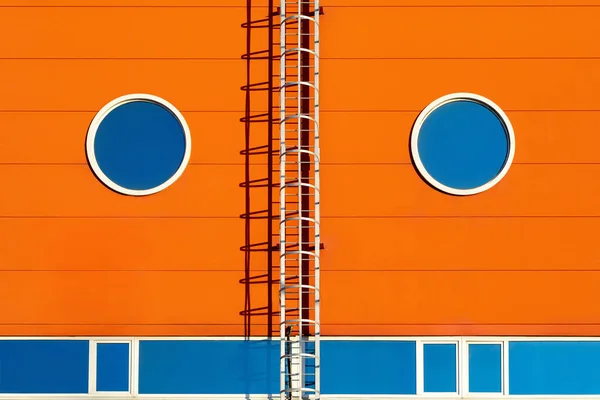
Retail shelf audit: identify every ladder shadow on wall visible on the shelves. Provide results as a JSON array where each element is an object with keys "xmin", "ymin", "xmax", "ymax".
[{"xmin": 239, "ymin": 0, "xmax": 280, "ymax": 339}]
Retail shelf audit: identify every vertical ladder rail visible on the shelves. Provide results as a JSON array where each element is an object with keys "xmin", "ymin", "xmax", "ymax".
[{"xmin": 279, "ymin": 0, "xmax": 320, "ymax": 399}]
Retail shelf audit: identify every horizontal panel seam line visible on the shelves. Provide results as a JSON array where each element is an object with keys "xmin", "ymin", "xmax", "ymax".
[
  {"xmin": 3, "ymin": 57, "xmax": 600, "ymax": 60},
  {"xmin": 3, "ymin": 109, "xmax": 600, "ymax": 113},
  {"xmin": 320, "ymin": 109, "xmax": 600, "ymax": 113},
  {"xmin": 0, "ymin": 216, "xmax": 245, "ymax": 219},
  {"xmin": 0, "ymin": 4, "xmax": 599, "ymax": 7},
  {"xmin": 0, "ymin": 323, "xmax": 252, "ymax": 325},
  {"xmin": 319, "ymin": 323, "xmax": 600, "ymax": 325},
  {"xmin": 2, "ymin": 269, "xmax": 599, "ymax": 272},
  {"xmin": 0, "ymin": 269, "xmax": 275, "ymax": 272},
  {"xmin": 0, "ymin": 58, "xmax": 246, "ymax": 60},
  {"xmin": 291, "ymin": 5, "xmax": 600, "ymax": 7},
  {"xmin": 1, "ymin": 323, "xmax": 599, "ymax": 326},
  {"xmin": 0, "ymin": 162, "xmax": 597, "ymax": 166},
  {"xmin": 1, "ymin": 216, "xmax": 600, "ymax": 219},
  {"xmin": 0, "ymin": 5, "xmax": 268, "ymax": 8}
]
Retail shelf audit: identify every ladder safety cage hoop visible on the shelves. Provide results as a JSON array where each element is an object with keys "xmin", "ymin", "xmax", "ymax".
[
  {"xmin": 281, "ymin": 81, "xmax": 320, "ymax": 93},
  {"xmin": 280, "ymin": 14, "xmax": 320, "ymax": 28},
  {"xmin": 280, "ymin": 182, "xmax": 321, "ymax": 194},
  {"xmin": 281, "ymin": 113, "xmax": 320, "ymax": 126},
  {"xmin": 281, "ymin": 319, "xmax": 321, "ymax": 328},
  {"xmin": 280, "ymin": 149, "xmax": 320, "ymax": 163},
  {"xmin": 280, "ymin": 284, "xmax": 320, "ymax": 294},
  {"xmin": 281, "ymin": 47, "xmax": 319, "ymax": 59},
  {"xmin": 281, "ymin": 353, "xmax": 320, "ymax": 360}
]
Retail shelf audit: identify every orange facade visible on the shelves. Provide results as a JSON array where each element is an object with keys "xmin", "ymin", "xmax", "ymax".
[{"xmin": 1, "ymin": 0, "xmax": 600, "ymax": 337}]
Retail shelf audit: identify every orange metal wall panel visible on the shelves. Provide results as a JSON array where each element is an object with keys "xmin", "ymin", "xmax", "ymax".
[
  {"xmin": 0, "ymin": 59, "xmax": 272, "ymax": 111},
  {"xmin": 320, "ymin": 164, "xmax": 600, "ymax": 217},
  {"xmin": 316, "ymin": 4, "xmax": 600, "ymax": 336},
  {"xmin": 0, "ymin": 218, "xmax": 270, "ymax": 272},
  {"xmin": 0, "ymin": 8, "xmax": 249, "ymax": 59},
  {"xmin": 322, "ymin": 7, "xmax": 600, "ymax": 58},
  {"xmin": 320, "ymin": 218, "xmax": 600, "ymax": 271},
  {"xmin": 0, "ymin": 4, "xmax": 271, "ymax": 336},
  {"xmin": 0, "ymin": 165, "xmax": 251, "ymax": 217},
  {"xmin": 321, "ymin": 59, "xmax": 600, "ymax": 111},
  {"xmin": 0, "ymin": 270, "xmax": 276, "ymax": 336},
  {"xmin": 322, "ymin": 271, "xmax": 600, "ymax": 335},
  {"xmin": 1, "ymin": 3, "xmax": 599, "ymax": 337}
]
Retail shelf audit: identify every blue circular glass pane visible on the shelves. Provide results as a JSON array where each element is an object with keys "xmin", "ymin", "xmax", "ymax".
[
  {"xmin": 417, "ymin": 100, "xmax": 509, "ymax": 191},
  {"xmin": 93, "ymin": 101, "xmax": 187, "ymax": 191}
]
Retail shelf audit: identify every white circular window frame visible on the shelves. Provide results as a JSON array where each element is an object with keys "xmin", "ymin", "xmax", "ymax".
[
  {"xmin": 410, "ymin": 92, "xmax": 516, "ymax": 196},
  {"xmin": 86, "ymin": 93, "xmax": 192, "ymax": 196}
]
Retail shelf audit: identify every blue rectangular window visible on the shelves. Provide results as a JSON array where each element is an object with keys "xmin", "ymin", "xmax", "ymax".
[
  {"xmin": 423, "ymin": 343, "xmax": 457, "ymax": 393},
  {"xmin": 321, "ymin": 340, "xmax": 416, "ymax": 395},
  {"xmin": 96, "ymin": 343, "xmax": 130, "ymax": 392},
  {"xmin": 509, "ymin": 341, "xmax": 600, "ymax": 395},
  {"xmin": 0, "ymin": 340, "xmax": 89, "ymax": 394},
  {"xmin": 468, "ymin": 343, "xmax": 502, "ymax": 393},
  {"xmin": 138, "ymin": 340, "xmax": 279, "ymax": 395}
]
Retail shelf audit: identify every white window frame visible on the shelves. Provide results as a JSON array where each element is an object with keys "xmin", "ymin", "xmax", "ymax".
[
  {"xmin": 410, "ymin": 92, "xmax": 516, "ymax": 196},
  {"xmin": 461, "ymin": 340, "xmax": 507, "ymax": 398},
  {"xmin": 89, "ymin": 338, "xmax": 134, "ymax": 396},
  {"xmin": 85, "ymin": 93, "xmax": 192, "ymax": 196},
  {"xmin": 417, "ymin": 339, "xmax": 461, "ymax": 397}
]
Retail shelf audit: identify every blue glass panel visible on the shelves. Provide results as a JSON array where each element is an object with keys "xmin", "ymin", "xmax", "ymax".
[
  {"xmin": 97, "ymin": 343, "xmax": 130, "ymax": 392},
  {"xmin": 509, "ymin": 341, "xmax": 600, "ymax": 395},
  {"xmin": 304, "ymin": 341, "xmax": 316, "ymax": 391},
  {"xmin": 469, "ymin": 344, "xmax": 502, "ymax": 393},
  {"xmin": 138, "ymin": 340, "xmax": 278, "ymax": 395},
  {"xmin": 423, "ymin": 343, "xmax": 457, "ymax": 393},
  {"xmin": 416, "ymin": 100, "xmax": 509, "ymax": 190},
  {"xmin": 0, "ymin": 340, "xmax": 89, "ymax": 394},
  {"xmin": 93, "ymin": 100, "xmax": 187, "ymax": 191},
  {"xmin": 321, "ymin": 340, "xmax": 416, "ymax": 395}
]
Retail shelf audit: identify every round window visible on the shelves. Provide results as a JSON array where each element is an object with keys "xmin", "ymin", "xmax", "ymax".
[
  {"xmin": 86, "ymin": 94, "xmax": 191, "ymax": 196},
  {"xmin": 410, "ymin": 93, "xmax": 515, "ymax": 196}
]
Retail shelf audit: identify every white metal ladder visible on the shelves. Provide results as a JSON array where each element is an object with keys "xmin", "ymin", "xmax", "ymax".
[{"xmin": 279, "ymin": 0, "xmax": 320, "ymax": 399}]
